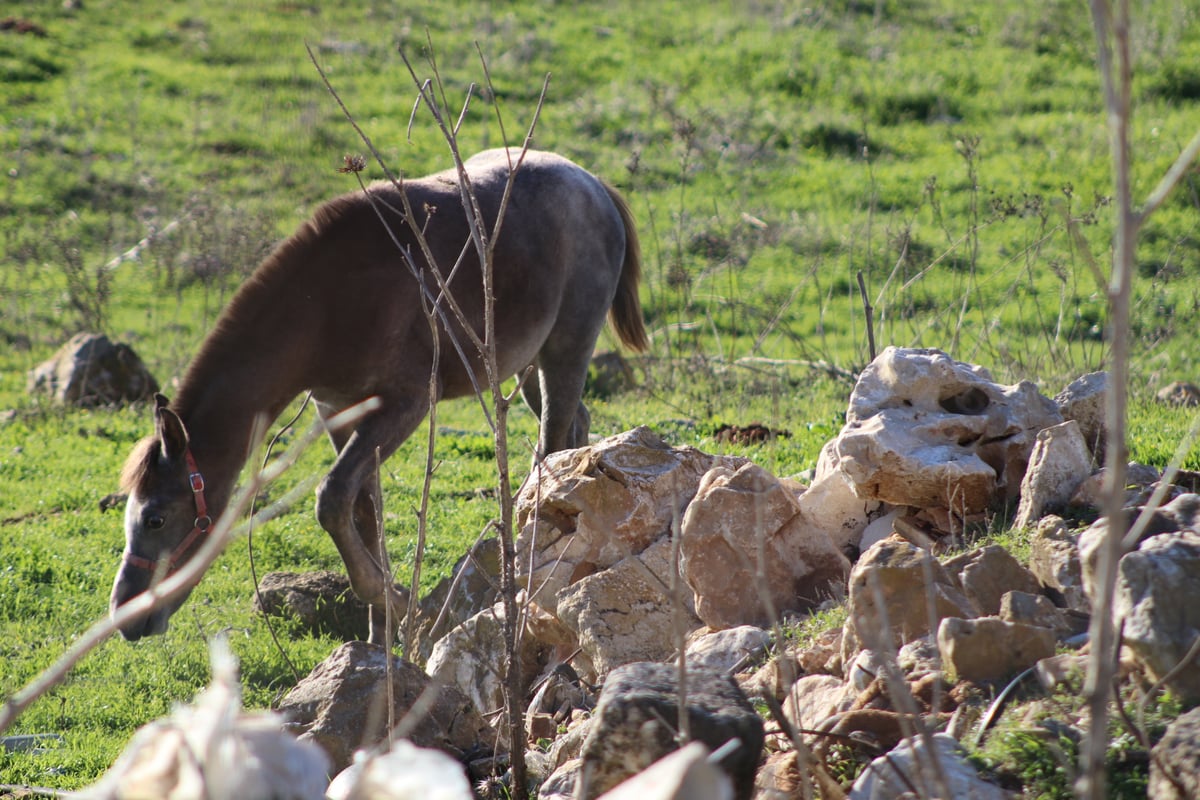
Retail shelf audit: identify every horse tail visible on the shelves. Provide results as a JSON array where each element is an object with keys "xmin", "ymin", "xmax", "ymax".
[{"xmin": 602, "ymin": 180, "xmax": 650, "ymax": 352}]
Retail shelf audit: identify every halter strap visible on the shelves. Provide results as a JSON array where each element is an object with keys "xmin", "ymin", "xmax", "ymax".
[{"xmin": 122, "ymin": 448, "xmax": 213, "ymax": 575}]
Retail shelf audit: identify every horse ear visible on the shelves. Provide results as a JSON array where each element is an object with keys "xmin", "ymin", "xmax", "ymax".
[
  {"xmin": 155, "ymin": 404, "xmax": 189, "ymax": 462},
  {"xmin": 154, "ymin": 393, "xmax": 170, "ymax": 410}
]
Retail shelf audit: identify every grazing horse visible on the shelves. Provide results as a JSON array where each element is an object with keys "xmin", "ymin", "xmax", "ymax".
[{"xmin": 109, "ymin": 149, "xmax": 648, "ymax": 643}]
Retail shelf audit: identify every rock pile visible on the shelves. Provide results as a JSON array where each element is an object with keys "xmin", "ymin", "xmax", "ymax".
[{"xmin": 86, "ymin": 346, "xmax": 1200, "ymax": 799}]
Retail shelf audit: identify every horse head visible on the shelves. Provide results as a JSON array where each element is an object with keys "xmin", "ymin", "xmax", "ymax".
[{"xmin": 109, "ymin": 394, "xmax": 212, "ymax": 640}]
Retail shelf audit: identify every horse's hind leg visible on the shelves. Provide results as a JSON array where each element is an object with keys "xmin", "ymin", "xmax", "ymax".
[
  {"xmin": 316, "ymin": 395, "xmax": 426, "ymax": 644},
  {"xmin": 531, "ymin": 339, "xmax": 597, "ymax": 457}
]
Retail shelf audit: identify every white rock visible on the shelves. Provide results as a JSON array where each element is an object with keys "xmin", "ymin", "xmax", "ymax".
[
  {"xmin": 850, "ymin": 732, "xmax": 1010, "ymax": 799},
  {"xmin": 832, "ymin": 347, "xmax": 1062, "ymax": 515},
  {"xmin": 684, "ymin": 625, "xmax": 772, "ymax": 673},
  {"xmin": 1013, "ymin": 420, "xmax": 1094, "ymax": 530},
  {"xmin": 79, "ymin": 638, "xmax": 329, "ymax": 800},
  {"xmin": 595, "ymin": 741, "xmax": 733, "ymax": 800},
  {"xmin": 325, "ymin": 740, "xmax": 472, "ymax": 800}
]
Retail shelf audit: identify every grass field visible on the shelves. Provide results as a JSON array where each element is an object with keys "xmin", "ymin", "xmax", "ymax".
[{"xmin": 2, "ymin": 0, "xmax": 1200, "ymax": 792}]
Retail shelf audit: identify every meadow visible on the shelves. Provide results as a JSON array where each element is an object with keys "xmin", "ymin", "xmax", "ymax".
[{"xmin": 1, "ymin": 0, "xmax": 1199, "ymax": 792}]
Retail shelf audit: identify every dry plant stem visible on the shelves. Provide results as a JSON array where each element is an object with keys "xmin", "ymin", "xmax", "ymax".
[
  {"xmin": 669, "ymin": 481, "xmax": 690, "ymax": 746},
  {"xmin": 0, "ymin": 400, "xmax": 379, "ymax": 736},
  {"xmin": 1082, "ymin": 0, "xmax": 1200, "ymax": 794},
  {"xmin": 856, "ymin": 270, "xmax": 876, "ymax": 362},
  {"xmin": 395, "ymin": 46, "xmax": 548, "ymax": 800}
]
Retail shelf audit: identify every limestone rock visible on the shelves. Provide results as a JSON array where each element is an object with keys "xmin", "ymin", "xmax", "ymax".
[
  {"xmin": 540, "ymin": 757, "xmax": 583, "ymax": 800},
  {"xmin": 82, "ymin": 638, "xmax": 328, "ymax": 800},
  {"xmin": 578, "ymin": 662, "xmax": 763, "ymax": 800},
  {"xmin": 412, "ymin": 536, "xmax": 500, "ymax": 661},
  {"xmin": 1080, "ymin": 495, "xmax": 1200, "ymax": 702},
  {"xmin": 849, "ymin": 732, "xmax": 1010, "ymax": 800},
  {"xmin": 594, "ymin": 741, "xmax": 734, "ymax": 800},
  {"xmin": 276, "ymin": 642, "xmax": 498, "ymax": 773},
  {"xmin": 426, "ymin": 597, "xmax": 575, "ymax": 721},
  {"xmin": 944, "ymin": 544, "xmax": 1042, "ymax": 616},
  {"xmin": 1055, "ymin": 371, "xmax": 1107, "ymax": 458},
  {"xmin": 1028, "ymin": 516, "xmax": 1088, "ymax": 612},
  {"xmin": 937, "ymin": 616, "xmax": 1056, "ymax": 684},
  {"xmin": 515, "ymin": 427, "xmax": 745, "ymax": 614},
  {"xmin": 1070, "ymin": 463, "xmax": 1165, "ymax": 512},
  {"xmin": 684, "ymin": 625, "xmax": 772, "ymax": 674},
  {"xmin": 782, "ymin": 674, "xmax": 853, "ymax": 732},
  {"xmin": 556, "ymin": 537, "xmax": 699, "ymax": 680},
  {"xmin": 325, "ymin": 740, "xmax": 473, "ymax": 800},
  {"xmin": 1150, "ymin": 706, "xmax": 1200, "ymax": 800},
  {"xmin": 831, "ymin": 347, "xmax": 1062, "ymax": 515},
  {"xmin": 28, "ymin": 332, "xmax": 158, "ymax": 407},
  {"xmin": 1013, "ymin": 420, "xmax": 1095, "ymax": 530},
  {"xmin": 999, "ymin": 590, "xmax": 1072, "ymax": 636},
  {"xmin": 679, "ymin": 462, "xmax": 851, "ymax": 630},
  {"xmin": 252, "ymin": 571, "xmax": 370, "ymax": 642},
  {"xmin": 841, "ymin": 538, "xmax": 977, "ymax": 664}
]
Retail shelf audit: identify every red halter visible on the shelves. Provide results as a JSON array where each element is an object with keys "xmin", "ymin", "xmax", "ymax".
[{"xmin": 122, "ymin": 449, "xmax": 213, "ymax": 575}]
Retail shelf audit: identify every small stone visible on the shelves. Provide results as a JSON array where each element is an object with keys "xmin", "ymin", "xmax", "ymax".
[
  {"xmin": 1150, "ymin": 706, "xmax": 1200, "ymax": 800},
  {"xmin": 937, "ymin": 616, "xmax": 1056, "ymax": 684}
]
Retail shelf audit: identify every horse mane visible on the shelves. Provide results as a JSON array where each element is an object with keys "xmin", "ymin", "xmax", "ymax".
[
  {"xmin": 172, "ymin": 193, "xmax": 361, "ymax": 417},
  {"xmin": 120, "ymin": 435, "xmax": 160, "ymax": 494}
]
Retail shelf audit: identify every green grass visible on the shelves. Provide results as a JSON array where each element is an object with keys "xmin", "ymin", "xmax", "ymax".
[{"xmin": 1, "ymin": 0, "xmax": 1200, "ymax": 791}]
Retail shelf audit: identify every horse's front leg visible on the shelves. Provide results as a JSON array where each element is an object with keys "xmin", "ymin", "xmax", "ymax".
[{"xmin": 316, "ymin": 399, "xmax": 425, "ymax": 644}]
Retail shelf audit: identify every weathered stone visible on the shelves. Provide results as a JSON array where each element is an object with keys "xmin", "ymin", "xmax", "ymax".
[
  {"xmin": 1055, "ymin": 371, "xmax": 1107, "ymax": 459},
  {"xmin": 1028, "ymin": 516, "xmax": 1088, "ymax": 612},
  {"xmin": 578, "ymin": 662, "xmax": 763, "ymax": 800},
  {"xmin": 847, "ymin": 648, "xmax": 888, "ymax": 691},
  {"xmin": 276, "ymin": 642, "xmax": 498, "ymax": 773},
  {"xmin": 28, "ymin": 332, "xmax": 159, "ymax": 407},
  {"xmin": 426, "ymin": 597, "xmax": 575, "ymax": 721},
  {"xmin": 1070, "ymin": 463, "xmax": 1163, "ymax": 512},
  {"xmin": 793, "ymin": 464, "xmax": 887, "ymax": 554},
  {"xmin": 782, "ymin": 674, "xmax": 853, "ymax": 732},
  {"xmin": 1150, "ymin": 706, "xmax": 1200, "ymax": 800},
  {"xmin": 594, "ymin": 741, "xmax": 734, "ymax": 800},
  {"xmin": 999, "ymin": 590, "xmax": 1071, "ymax": 635},
  {"xmin": 684, "ymin": 625, "xmax": 772, "ymax": 674},
  {"xmin": 945, "ymin": 544, "xmax": 1042, "ymax": 616},
  {"xmin": 754, "ymin": 751, "xmax": 803, "ymax": 800},
  {"xmin": 849, "ymin": 732, "xmax": 1009, "ymax": 800},
  {"xmin": 897, "ymin": 636, "xmax": 942, "ymax": 679},
  {"xmin": 556, "ymin": 537, "xmax": 700, "ymax": 680},
  {"xmin": 1013, "ymin": 420, "xmax": 1095, "ymax": 530},
  {"xmin": 412, "ymin": 536, "xmax": 500, "ymax": 661},
  {"xmin": 841, "ymin": 538, "xmax": 978, "ymax": 664},
  {"xmin": 82, "ymin": 639, "xmax": 329, "ymax": 800},
  {"xmin": 325, "ymin": 740, "xmax": 473, "ymax": 800},
  {"xmin": 1080, "ymin": 496, "xmax": 1200, "ymax": 702},
  {"xmin": 679, "ymin": 462, "xmax": 851, "ymax": 630},
  {"xmin": 252, "ymin": 571, "xmax": 370, "ymax": 642},
  {"xmin": 1156, "ymin": 381, "xmax": 1200, "ymax": 408},
  {"xmin": 540, "ymin": 757, "xmax": 583, "ymax": 800},
  {"xmin": 515, "ymin": 427, "xmax": 746, "ymax": 615},
  {"xmin": 831, "ymin": 347, "xmax": 1062, "ymax": 514},
  {"xmin": 937, "ymin": 616, "xmax": 1056, "ymax": 684}
]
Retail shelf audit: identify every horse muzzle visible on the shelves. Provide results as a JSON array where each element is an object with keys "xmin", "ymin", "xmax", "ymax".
[{"xmin": 109, "ymin": 564, "xmax": 181, "ymax": 641}]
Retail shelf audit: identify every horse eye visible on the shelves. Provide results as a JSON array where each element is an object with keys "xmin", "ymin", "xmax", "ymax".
[{"xmin": 146, "ymin": 515, "xmax": 166, "ymax": 530}]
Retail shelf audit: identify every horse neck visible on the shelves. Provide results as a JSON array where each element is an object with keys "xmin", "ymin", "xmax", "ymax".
[{"xmin": 171, "ymin": 283, "xmax": 307, "ymax": 517}]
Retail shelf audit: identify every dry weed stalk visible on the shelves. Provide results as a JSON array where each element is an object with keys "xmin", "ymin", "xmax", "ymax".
[
  {"xmin": 309, "ymin": 36, "xmax": 551, "ymax": 797},
  {"xmin": 1081, "ymin": 1, "xmax": 1200, "ymax": 798}
]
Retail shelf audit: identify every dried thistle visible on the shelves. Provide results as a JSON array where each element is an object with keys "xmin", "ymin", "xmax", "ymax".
[{"xmin": 337, "ymin": 154, "xmax": 367, "ymax": 174}]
